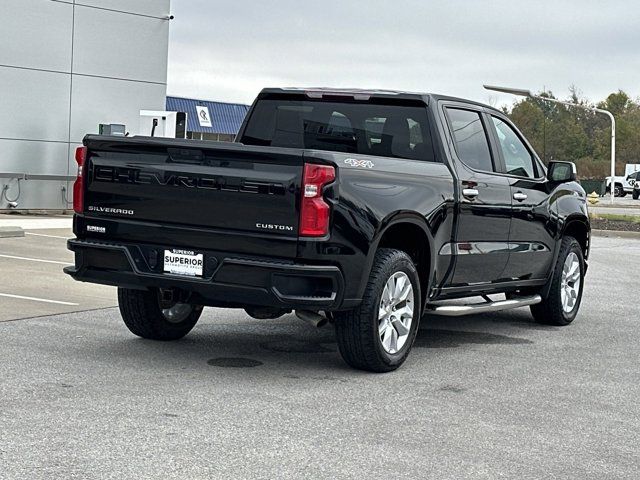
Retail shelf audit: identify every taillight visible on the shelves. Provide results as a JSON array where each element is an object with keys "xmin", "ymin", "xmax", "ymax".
[
  {"xmin": 73, "ymin": 146, "xmax": 87, "ymax": 214},
  {"xmin": 299, "ymin": 163, "xmax": 335, "ymax": 237}
]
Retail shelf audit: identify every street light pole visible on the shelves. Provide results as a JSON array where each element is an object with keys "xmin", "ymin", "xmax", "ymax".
[
  {"xmin": 484, "ymin": 85, "xmax": 616, "ymax": 204},
  {"xmin": 598, "ymin": 109, "xmax": 616, "ymax": 204}
]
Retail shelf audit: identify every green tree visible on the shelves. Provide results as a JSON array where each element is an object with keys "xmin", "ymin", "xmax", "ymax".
[{"xmin": 506, "ymin": 88, "xmax": 640, "ymax": 179}]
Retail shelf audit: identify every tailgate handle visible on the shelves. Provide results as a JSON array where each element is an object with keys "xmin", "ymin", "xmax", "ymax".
[{"xmin": 167, "ymin": 148, "xmax": 205, "ymax": 164}]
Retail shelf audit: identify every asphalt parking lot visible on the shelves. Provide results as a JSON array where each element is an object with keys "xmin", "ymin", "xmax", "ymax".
[
  {"xmin": 0, "ymin": 227, "xmax": 115, "ymax": 321},
  {"xmin": 1, "ymin": 226, "xmax": 639, "ymax": 479}
]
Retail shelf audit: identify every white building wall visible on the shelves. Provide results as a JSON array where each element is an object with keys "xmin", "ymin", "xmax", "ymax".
[{"xmin": 0, "ymin": 0, "xmax": 170, "ymax": 210}]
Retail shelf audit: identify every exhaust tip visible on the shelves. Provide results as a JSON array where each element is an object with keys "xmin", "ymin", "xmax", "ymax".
[{"xmin": 295, "ymin": 310, "xmax": 328, "ymax": 328}]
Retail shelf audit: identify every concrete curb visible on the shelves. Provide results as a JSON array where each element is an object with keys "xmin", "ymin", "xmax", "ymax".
[
  {"xmin": 592, "ymin": 229, "xmax": 640, "ymax": 239},
  {"xmin": 589, "ymin": 202, "xmax": 640, "ymax": 208},
  {"xmin": 0, "ymin": 226, "xmax": 25, "ymax": 238},
  {"xmin": 0, "ymin": 215, "xmax": 72, "ymax": 230}
]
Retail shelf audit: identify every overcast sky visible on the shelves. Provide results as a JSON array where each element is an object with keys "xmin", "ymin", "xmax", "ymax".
[{"xmin": 166, "ymin": 0, "xmax": 640, "ymax": 108}]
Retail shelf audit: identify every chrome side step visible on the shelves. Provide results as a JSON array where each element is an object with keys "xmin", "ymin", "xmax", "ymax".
[{"xmin": 426, "ymin": 294, "xmax": 541, "ymax": 317}]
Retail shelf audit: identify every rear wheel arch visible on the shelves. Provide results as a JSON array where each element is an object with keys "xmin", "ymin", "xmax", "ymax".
[
  {"xmin": 335, "ymin": 248, "xmax": 422, "ymax": 372},
  {"xmin": 370, "ymin": 215, "xmax": 434, "ymax": 306}
]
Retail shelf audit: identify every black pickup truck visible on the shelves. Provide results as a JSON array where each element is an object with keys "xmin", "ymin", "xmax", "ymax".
[{"xmin": 65, "ymin": 88, "xmax": 590, "ymax": 372}]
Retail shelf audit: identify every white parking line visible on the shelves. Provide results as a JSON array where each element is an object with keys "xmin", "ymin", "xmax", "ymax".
[
  {"xmin": 0, "ymin": 218, "xmax": 72, "ymax": 230},
  {"xmin": 0, "ymin": 293, "xmax": 78, "ymax": 306},
  {"xmin": 25, "ymin": 232, "xmax": 68, "ymax": 240},
  {"xmin": 0, "ymin": 254, "xmax": 72, "ymax": 265}
]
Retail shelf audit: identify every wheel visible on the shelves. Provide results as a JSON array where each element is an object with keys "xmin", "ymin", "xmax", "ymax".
[
  {"xmin": 117, "ymin": 288, "xmax": 203, "ymax": 340},
  {"xmin": 334, "ymin": 248, "xmax": 421, "ymax": 372},
  {"xmin": 633, "ymin": 190, "xmax": 639, "ymax": 200},
  {"xmin": 614, "ymin": 184, "xmax": 623, "ymax": 197},
  {"xmin": 530, "ymin": 237, "xmax": 584, "ymax": 326}
]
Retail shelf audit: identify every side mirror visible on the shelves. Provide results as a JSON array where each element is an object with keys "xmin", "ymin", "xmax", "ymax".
[{"xmin": 547, "ymin": 161, "xmax": 577, "ymax": 183}]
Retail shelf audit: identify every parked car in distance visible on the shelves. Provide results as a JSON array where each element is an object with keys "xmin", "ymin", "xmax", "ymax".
[
  {"xmin": 605, "ymin": 163, "xmax": 640, "ymax": 197},
  {"xmin": 65, "ymin": 88, "xmax": 590, "ymax": 372}
]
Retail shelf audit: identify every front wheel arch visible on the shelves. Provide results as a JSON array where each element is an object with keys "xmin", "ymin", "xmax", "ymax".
[
  {"xmin": 562, "ymin": 218, "xmax": 590, "ymax": 260},
  {"xmin": 531, "ymin": 236, "xmax": 584, "ymax": 325}
]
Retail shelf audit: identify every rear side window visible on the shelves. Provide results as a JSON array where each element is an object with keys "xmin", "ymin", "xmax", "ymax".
[
  {"xmin": 445, "ymin": 108, "xmax": 494, "ymax": 172},
  {"xmin": 241, "ymin": 98, "xmax": 436, "ymax": 162}
]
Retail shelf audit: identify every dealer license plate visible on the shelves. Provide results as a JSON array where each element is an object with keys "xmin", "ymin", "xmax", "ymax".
[{"xmin": 163, "ymin": 249, "xmax": 204, "ymax": 277}]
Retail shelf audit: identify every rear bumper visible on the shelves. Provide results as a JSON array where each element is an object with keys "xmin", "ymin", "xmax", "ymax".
[{"xmin": 65, "ymin": 238, "xmax": 345, "ymax": 310}]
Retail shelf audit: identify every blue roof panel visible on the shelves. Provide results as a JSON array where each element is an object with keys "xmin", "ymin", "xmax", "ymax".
[{"xmin": 166, "ymin": 96, "xmax": 250, "ymax": 134}]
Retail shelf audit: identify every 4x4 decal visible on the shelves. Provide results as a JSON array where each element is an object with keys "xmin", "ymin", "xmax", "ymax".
[{"xmin": 344, "ymin": 158, "xmax": 375, "ymax": 169}]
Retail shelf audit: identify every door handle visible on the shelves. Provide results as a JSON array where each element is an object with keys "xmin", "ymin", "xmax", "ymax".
[
  {"xmin": 462, "ymin": 188, "xmax": 479, "ymax": 199},
  {"xmin": 513, "ymin": 192, "xmax": 528, "ymax": 201}
]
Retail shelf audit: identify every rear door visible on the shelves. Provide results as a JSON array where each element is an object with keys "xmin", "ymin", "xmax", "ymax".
[
  {"xmin": 487, "ymin": 114, "xmax": 555, "ymax": 280},
  {"xmin": 442, "ymin": 104, "xmax": 511, "ymax": 286}
]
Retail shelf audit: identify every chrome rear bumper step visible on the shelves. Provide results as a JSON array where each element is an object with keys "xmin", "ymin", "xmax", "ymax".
[{"xmin": 426, "ymin": 294, "xmax": 542, "ymax": 317}]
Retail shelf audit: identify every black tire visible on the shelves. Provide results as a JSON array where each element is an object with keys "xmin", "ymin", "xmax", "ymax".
[
  {"xmin": 633, "ymin": 190, "xmax": 639, "ymax": 200},
  {"xmin": 334, "ymin": 248, "xmax": 421, "ymax": 373},
  {"xmin": 117, "ymin": 288, "xmax": 203, "ymax": 340},
  {"xmin": 530, "ymin": 237, "xmax": 584, "ymax": 326},
  {"xmin": 614, "ymin": 184, "xmax": 624, "ymax": 197}
]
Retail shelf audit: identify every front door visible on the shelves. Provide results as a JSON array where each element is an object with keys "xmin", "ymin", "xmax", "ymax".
[
  {"xmin": 442, "ymin": 105, "xmax": 512, "ymax": 287},
  {"xmin": 488, "ymin": 114, "xmax": 555, "ymax": 280}
]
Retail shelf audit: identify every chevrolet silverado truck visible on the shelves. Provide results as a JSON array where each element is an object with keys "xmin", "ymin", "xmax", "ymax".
[{"xmin": 65, "ymin": 88, "xmax": 590, "ymax": 372}]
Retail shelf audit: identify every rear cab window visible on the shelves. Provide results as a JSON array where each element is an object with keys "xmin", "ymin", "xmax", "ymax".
[{"xmin": 240, "ymin": 95, "xmax": 437, "ymax": 162}]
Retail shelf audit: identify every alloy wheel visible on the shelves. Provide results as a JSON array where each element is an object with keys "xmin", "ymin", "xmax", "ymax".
[
  {"xmin": 560, "ymin": 252, "xmax": 581, "ymax": 313},
  {"xmin": 378, "ymin": 271, "xmax": 415, "ymax": 354}
]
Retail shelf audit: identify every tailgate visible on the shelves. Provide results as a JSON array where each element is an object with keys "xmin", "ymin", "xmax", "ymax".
[{"xmin": 82, "ymin": 136, "xmax": 303, "ymax": 256}]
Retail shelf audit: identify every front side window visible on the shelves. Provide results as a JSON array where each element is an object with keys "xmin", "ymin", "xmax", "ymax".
[
  {"xmin": 241, "ymin": 97, "xmax": 436, "ymax": 162},
  {"xmin": 491, "ymin": 116, "xmax": 537, "ymax": 178},
  {"xmin": 445, "ymin": 108, "xmax": 494, "ymax": 172}
]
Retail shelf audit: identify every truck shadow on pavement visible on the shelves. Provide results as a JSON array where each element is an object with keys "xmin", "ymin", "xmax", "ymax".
[
  {"xmin": 85, "ymin": 308, "xmax": 550, "ymax": 373},
  {"xmin": 414, "ymin": 328, "xmax": 532, "ymax": 349},
  {"xmin": 415, "ymin": 308, "xmax": 554, "ymax": 349}
]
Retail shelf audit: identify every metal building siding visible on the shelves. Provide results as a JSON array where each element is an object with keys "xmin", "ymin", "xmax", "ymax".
[
  {"xmin": 0, "ymin": 0, "xmax": 169, "ymax": 210},
  {"xmin": 166, "ymin": 96, "xmax": 250, "ymax": 135}
]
